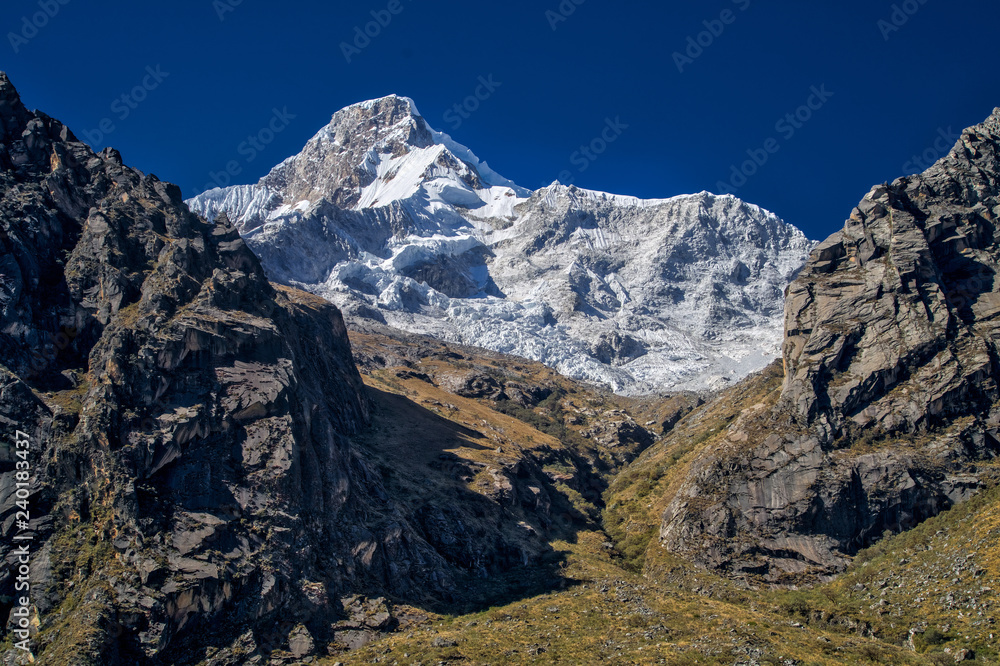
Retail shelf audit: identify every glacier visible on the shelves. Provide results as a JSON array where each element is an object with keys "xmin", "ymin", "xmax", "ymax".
[{"xmin": 187, "ymin": 94, "xmax": 814, "ymax": 394}]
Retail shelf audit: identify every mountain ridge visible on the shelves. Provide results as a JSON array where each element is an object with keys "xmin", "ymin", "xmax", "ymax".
[{"xmin": 188, "ymin": 94, "xmax": 814, "ymax": 394}]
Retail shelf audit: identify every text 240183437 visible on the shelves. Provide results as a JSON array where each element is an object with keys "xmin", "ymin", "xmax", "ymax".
[{"xmin": 9, "ymin": 429, "xmax": 34, "ymax": 655}]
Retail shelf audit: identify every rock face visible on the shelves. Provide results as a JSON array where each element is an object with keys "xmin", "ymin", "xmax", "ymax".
[
  {"xmin": 188, "ymin": 95, "xmax": 813, "ymax": 394},
  {"xmin": 0, "ymin": 70, "xmax": 373, "ymax": 663},
  {"xmin": 656, "ymin": 108, "xmax": 1000, "ymax": 582},
  {"xmin": 782, "ymin": 128, "xmax": 1000, "ymax": 437},
  {"xmin": 0, "ymin": 74, "xmax": 613, "ymax": 664}
]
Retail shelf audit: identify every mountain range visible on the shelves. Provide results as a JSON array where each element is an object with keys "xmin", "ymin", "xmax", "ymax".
[
  {"xmin": 187, "ymin": 95, "xmax": 813, "ymax": 394},
  {"xmin": 1, "ymin": 71, "xmax": 998, "ymax": 664}
]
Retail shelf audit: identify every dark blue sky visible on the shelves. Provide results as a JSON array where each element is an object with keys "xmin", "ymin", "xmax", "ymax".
[{"xmin": 2, "ymin": 0, "xmax": 997, "ymax": 241}]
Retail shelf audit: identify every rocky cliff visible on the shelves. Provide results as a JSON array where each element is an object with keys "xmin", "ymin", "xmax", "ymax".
[
  {"xmin": 0, "ymin": 69, "xmax": 380, "ymax": 663},
  {"xmin": 188, "ymin": 95, "xmax": 813, "ymax": 394},
  {"xmin": 651, "ymin": 108, "xmax": 1000, "ymax": 582}
]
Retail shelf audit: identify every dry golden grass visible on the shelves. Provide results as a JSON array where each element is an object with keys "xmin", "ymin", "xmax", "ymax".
[
  {"xmin": 769, "ymin": 477, "xmax": 1000, "ymax": 663},
  {"xmin": 317, "ymin": 525, "xmax": 934, "ymax": 665},
  {"xmin": 311, "ymin": 332, "xmax": 996, "ymax": 665},
  {"xmin": 604, "ymin": 361, "xmax": 786, "ymax": 573}
]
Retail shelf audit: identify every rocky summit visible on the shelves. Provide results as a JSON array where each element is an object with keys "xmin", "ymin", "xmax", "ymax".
[{"xmin": 188, "ymin": 95, "xmax": 813, "ymax": 394}]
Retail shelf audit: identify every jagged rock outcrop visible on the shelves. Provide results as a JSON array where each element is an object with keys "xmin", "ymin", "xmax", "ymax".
[
  {"xmin": 188, "ymin": 95, "xmax": 813, "ymax": 394},
  {"xmin": 782, "ymin": 134, "xmax": 1000, "ymax": 438},
  {"xmin": 656, "ymin": 108, "xmax": 1000, "ymax": 582},
  {"xmin": 0, "ymin": 69, "xmax": 374, "ymax": 663}
]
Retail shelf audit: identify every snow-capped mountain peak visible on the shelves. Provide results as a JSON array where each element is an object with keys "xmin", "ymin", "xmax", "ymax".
[
  {"xmin": 192, "ymin": 94, "xmax": 529, "ymax": 236},
  {"xmin": 187, "ymin": 96, "xmax": 814, "ymax": 394}
]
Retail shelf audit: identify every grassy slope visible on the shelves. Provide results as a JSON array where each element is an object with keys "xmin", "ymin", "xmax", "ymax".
[
  {"xmin": 322, "ymin": 483, "xmax": 999, "ymax": 665},
  {"xmin": 772, "ymin": 483, "xmax": 1000, "ymax": 663},
  {"xmin": 605, "ymin": 361, "xmax": 786, "ymax": 573},
  {"xmin": 298, "ymin": 329, "xmax": 999, "ymax": 665}
]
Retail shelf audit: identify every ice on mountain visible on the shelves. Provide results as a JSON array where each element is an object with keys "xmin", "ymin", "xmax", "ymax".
[{"xmin": 187, "ymin": 94, "xmax": 814, "ymax": 395}]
